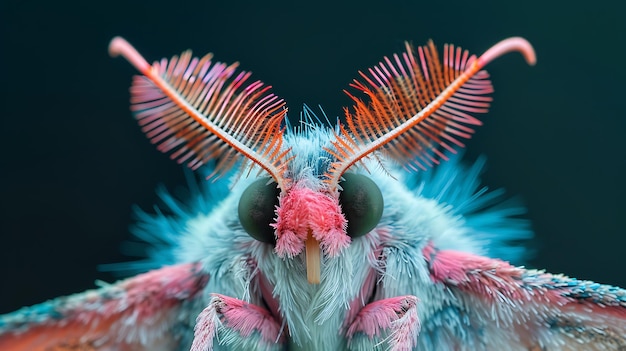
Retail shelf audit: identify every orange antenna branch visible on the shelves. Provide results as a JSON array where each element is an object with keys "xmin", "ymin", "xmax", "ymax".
[
  {"xmin": 325, "ymin": 37, "xmax": 536, "ymax": 190},
  {"xmin": 109, "ymin": 37, "xmax": 290, "ymax": 189}
]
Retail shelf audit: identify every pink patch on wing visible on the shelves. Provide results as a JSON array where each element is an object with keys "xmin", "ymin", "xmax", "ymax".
[
  {"xmin": 113, "ymin": 262, "xmax": 208, "ymax": 318},
  {"xmin": 0, "ymin": 263, "xmax": 208, "ymax": 351},
  {"xmin": 423, "ymin": 243, "xmax": 570, "ymax": 306},
  {"xmin": 424, "ymin": 244, "xmax": 530, "ymax": 300},
  {"xmin": 425, "ymin": 244, "xmax": 626, "ymax": 321},
  {"xmin": 273, "ymin": 185, "xmax": 348, "ymax": 257}
]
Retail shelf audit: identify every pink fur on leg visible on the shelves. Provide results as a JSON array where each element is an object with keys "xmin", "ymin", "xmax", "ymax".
[
  {"xmin": 191, "ymin": 294, "xmax": 282, "ymax": 351},
  {"xmin": 346, "ymin": 296, "xmax": 420, "ymax": 351}
]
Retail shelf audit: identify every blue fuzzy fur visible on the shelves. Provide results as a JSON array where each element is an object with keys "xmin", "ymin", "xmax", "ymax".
[{"xmin": 107, "ymin": 109, "xmax": 533, "ymax": 350}]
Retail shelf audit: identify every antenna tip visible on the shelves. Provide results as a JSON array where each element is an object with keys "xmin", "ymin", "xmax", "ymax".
[
  {"xmin": 509, "ymin": 37, "xmax": 537, "ymax": 66},
  {"xmin": 478, "ymin": 37, "xmax": 537, "ymax": 67},
  {"xmin": 108, "ymin": 36, "xmax": 127, "ymax": 58},
  {"xmin": 108, "ymin": 36, "xmax": 150, "ymax": 73}
]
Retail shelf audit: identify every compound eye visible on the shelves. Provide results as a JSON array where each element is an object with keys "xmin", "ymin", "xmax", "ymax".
[
  {"xmin": 238, "ymin": 178, "xmax": 280, "ymax": 243},
  {"xmin": 339, "ymin": 173, "xmax": 384, "ymax": 238}
]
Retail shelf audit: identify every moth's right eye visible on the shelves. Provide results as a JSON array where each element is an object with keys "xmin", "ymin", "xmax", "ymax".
[
  {"xmin": 339, "ymin": 173, "xmax": 384, "ymax": 238},
  {"xmin": 238, "ymin": 178, "xmax": 280, "ymax": 243}
]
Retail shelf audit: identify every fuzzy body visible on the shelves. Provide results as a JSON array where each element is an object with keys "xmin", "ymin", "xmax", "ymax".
[
  {"xmin": 130, "ymin": 128, "xmax": 537, "ymax": 350},
  {"xmin": 2, "ymin": 121, "xmax": 626, "ymax": 350}
]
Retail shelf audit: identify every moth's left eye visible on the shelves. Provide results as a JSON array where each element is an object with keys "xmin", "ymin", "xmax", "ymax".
[
  {"xmin": 238, "ymin": 178, "xmax": 280, "ymax": 243},
  {"xmin": 339, "ymin": 173, "xmax": 384, "ymax": 238}
]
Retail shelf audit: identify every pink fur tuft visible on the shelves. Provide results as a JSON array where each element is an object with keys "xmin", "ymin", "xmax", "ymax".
[
  {"xmin": 191, "ymin": 304, "xmax": 218, "ymax": 351},
  {"xmin": 191, "ymin": 294, "xmax": 282, "ymax": 351},
  {"xmin": 424, "ymin": 244, "xmax": 534, "ymax": 302},
  {"xmin": 273, "ymin": 185, "xmax": 348, "ymax": 257},
  {"xmin": 346, "ymin": 296, "xmax": 420, "ymax": 351}
]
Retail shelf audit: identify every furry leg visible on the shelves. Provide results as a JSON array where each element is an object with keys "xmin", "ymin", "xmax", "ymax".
[
  {"xmin": 191, "ymin": 294, "xmax": 284, "ymax": 351},
  {"xmin": 346, "ymin": 296, "xmax": 420, "ymax": 351}
]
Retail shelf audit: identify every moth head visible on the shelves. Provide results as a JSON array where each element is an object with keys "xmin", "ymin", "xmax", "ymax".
[
  {"xmin": 110, "ymin": 36, "xmax": 535, "ymax": 285},
  {"xmin": 237, "ymin": 171, "xmax": 384, "ymax": 283}
]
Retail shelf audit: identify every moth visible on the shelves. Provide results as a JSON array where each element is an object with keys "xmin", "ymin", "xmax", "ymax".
[{"xmin": 1, "ymin": 36, "xmax": 625, "ymax": 351}]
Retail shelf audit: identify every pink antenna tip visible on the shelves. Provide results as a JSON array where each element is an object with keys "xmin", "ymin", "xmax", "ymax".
[
  {"xmin": 108, "ymin": 36, "xmax": 151, "ymax": 74},
  {"xmin": 477, "ymin": 37, "xmax": 536, "ymax": 67}
]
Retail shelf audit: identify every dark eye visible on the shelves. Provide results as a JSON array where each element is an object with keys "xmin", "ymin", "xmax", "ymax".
[
  {"xmin": 238, "ymin": 178, "xmax": 280, "ymax": 243},
  {"xmin": 339, "ymin": 173, "xmax": 384, "ymax": 238}
]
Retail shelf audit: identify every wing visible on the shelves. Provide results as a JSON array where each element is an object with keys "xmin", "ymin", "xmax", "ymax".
[
  {"xmin": 0, "ymin": 263, "xmax": 208, "ymax": 351},
  {"xmin": 423, "ymin": 245, "xmax": 626, "ymax": 350}
]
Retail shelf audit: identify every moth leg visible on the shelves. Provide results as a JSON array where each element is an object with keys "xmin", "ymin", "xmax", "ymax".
[
  {"xmin": 191, "ymin": 293, "xmax": 284, "ymax": 351},
  {"xmin": 345, "ymin": 295, "xmax": 420, "ymax": 351}
]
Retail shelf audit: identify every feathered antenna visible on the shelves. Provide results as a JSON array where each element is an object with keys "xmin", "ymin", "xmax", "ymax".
[
  {"xmin": 108, "ymin": 37, "xmax": 291, "ymax": 190},
  {"xmin": 324, "ymin": 37, "xmax": 536, "ymax": 190}
]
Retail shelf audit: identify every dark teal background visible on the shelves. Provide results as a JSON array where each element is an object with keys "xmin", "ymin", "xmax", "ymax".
[{"xmin": 1, "ymin": 1, "xmax": 624, "ymax": 314}]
